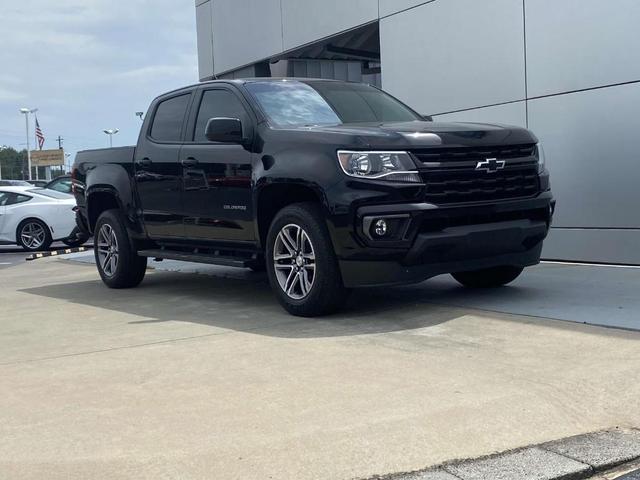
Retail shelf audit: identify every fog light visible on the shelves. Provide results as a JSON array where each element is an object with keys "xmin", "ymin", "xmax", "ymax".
[{"xmin": 374, "ymin": 219, "xmax": 388, "ymax": 237}]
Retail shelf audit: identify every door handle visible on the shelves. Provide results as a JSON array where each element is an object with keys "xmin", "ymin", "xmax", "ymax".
[
  {"xmin": 182, "ymin": 157, "xmax": 199, "ymax": 167},
  {"xmin": 137, "ymin": 157, "xmax": 152, "ymax": 168}
]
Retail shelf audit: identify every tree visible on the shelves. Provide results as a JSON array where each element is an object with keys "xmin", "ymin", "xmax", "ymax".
[{"xmin": 0, "ymin": 146, "xmax": 27, "ymax": 179}]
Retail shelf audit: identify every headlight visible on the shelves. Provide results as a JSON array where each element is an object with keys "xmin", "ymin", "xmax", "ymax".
[
  {"xmin": 535, "ymin": 144, "xmax": 546, "ymax": 173},
  {"xmin": 337, "ymin": 151, "xmax": 422, "ymax": 183}
]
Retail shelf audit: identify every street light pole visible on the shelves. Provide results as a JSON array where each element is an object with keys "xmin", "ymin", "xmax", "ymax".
[
  {"xmin": 103, "ymin": 128, "xmax": 119, "ymax": 148},
  {"xmin": 20, "ymin": 107, "xmax": 37, "ymax": 180}
]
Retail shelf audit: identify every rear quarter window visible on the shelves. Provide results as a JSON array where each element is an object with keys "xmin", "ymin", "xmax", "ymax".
[
  {"xmin": 12, "ymin": 194, "xmax": 32, "ymax": 204},
  {"xmin": 150, "ymin": 93, "xmax": 191, "ymax": 142},
  {"xmin": 1, "ymin": 193, "xmax": 32, "ymax": 205}
]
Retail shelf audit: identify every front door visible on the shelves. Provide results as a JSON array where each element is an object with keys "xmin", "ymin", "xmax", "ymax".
[
  {"xmin": 135, "ymin": 92, "xmax": 192, "ymax": 240},
  {"xmin": 180, "ymin": 87, "xmax": 254, "ymax": 242}
]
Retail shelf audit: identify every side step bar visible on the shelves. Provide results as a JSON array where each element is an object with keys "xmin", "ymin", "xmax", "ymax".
[{"xmin": 137, "ymin": 249, "xmax": 252, "ymax": 268}]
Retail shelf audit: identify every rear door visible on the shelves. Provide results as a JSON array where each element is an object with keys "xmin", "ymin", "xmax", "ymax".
[
  {"xmin": 179, "ymin": 85, "xmax": 255, "ymax": 242},
  {"xmin": 0, "ymin": 191, "xmax": 8, "ymax": 236},
  {"xmin": 135, "ymin": 91, "xmax": 193, "ymax": 240}
]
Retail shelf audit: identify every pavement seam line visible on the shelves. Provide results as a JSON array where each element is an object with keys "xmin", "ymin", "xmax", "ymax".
[
  {"xmin": 415, "ymin": 299, "xmax": 640, "ymax": 334},
  {"xmin": 538, "ymin": 444, "xmax": 598, "ymax": 473},
  {"xmin": 0, "ymin": 317, "xmax": 302, "ymax": 367}
]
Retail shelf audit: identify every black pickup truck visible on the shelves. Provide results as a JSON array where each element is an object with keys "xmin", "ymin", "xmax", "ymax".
[{"xmin": 73, "ymin": 78, "xmax": 554, "ymax": 316}]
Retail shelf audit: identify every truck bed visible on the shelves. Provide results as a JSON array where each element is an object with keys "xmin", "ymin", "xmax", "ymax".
[{"xmin": 74, "ymin": 146, "xmax": 136, "ymax": 166}]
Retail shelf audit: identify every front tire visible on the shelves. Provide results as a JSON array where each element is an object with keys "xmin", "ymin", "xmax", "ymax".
[
  {"xmin": 266, "ymin": 203, "xmax": 349, "ymax": 317},
  {"xmin": 452, "ymin": 266, "xmax": 524, "ymax": 288},
  {"xmin": 17, "ymin": 219, "xmax": 52, "ymax": 252},
  {"xmin": 94, "ymin": 210, "xmax": 147, "ymax": 288}
]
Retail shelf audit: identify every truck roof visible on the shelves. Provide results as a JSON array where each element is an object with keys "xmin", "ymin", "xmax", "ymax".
[{"xmin": 160, "ymin": 77, "xmax": 359, "ymax": 98}]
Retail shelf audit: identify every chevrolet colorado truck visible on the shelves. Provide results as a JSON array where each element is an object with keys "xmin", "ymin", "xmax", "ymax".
[{"xmin": 73, "ymin": 79, "xmax": 554, "ymax": 316}]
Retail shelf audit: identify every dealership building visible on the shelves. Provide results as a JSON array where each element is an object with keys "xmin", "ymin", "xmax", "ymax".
[{"xmin": 195, "ymin": 0, "xmax": 640, "ymax": 264}]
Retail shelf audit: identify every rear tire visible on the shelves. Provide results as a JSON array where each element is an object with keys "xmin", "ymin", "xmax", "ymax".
[
  {"xmin": 94, "ymin": 209, "xmax": 147, "ymax": 288},
  {"xmin": 266, "ymin": 203, "xmax": 349, "ymax": 317},
  {"xmin": 17, "ymin": 219, "xmax": 52, "ymax": 252},
  {"xmin": 452, "ymin": 266, "xmax": 524, "ymax": 288}
]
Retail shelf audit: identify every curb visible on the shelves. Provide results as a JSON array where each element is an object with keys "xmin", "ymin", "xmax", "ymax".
[{"xmin": 365, "ymin": 428, "xmax": 640, "ymax": 480}]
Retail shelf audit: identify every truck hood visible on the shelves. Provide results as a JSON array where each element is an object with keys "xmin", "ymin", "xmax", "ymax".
[{"xmin": 301, "ymin": 120, "xmax": 537, "ymax": 149}]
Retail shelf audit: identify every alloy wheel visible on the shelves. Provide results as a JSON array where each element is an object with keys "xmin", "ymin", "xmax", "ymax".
[
  {"xmin": 20, "ymin": 222, "xmax": 46, "ymax": 250},
  {"xmin": 97, "ymin": 223, "xmax": 119, "ymax": 277},
  {"xmin": 273, "ymin": 223, "xmax": 316, "ymax": 299}
]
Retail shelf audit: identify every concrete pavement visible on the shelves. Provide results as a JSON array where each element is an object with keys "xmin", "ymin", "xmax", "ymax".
[{"xmin": 1, "ymin": 258, "xmax": 640, "ymax": 479}]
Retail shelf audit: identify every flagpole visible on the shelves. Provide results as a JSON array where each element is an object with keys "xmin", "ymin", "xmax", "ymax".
[
  {"xmin": 25, "ymin": 112, "xmax": 32, "ymax": 180},
  {"xmin": 19, "ymin": 107, "xmax": 37, "ymax": 181}
]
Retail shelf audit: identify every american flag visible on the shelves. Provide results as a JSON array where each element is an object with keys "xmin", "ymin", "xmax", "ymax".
[{"xmin": 35, "ymin": 116, "xmax": 45, "ymax": 150}]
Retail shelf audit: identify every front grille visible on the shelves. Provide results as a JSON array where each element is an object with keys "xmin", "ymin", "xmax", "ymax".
[
  {"xmin": 412, "ymin": 144, "xmax": 540, "ymax": 204},
  {"xmin": 413, "ymin": 144, "xmax": 536, "ymax": 164}
]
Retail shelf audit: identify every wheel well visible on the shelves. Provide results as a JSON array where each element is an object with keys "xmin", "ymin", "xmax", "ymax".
[
  {"xmin": 16, "ymin": 217, "xmax": 49, "ymax": 236},
  {"xmin": 257, "ymin": 184, "xmax": 322, "ymax": 247},
  {"xmin": 87, "ymin": 192, "xmax": 119, "ymax": 232}
]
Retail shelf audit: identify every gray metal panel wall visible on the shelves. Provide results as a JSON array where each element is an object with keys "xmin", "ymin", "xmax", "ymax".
[
  {"xmin": 380, "ymin": 0, "xmax": 526, "ymax": 115},
  {"xmin": 211, "ymin": 0, "xmax": 283, "ymax": 75},
  {"xmin": 528, "ymin": 83, "xmax": 640, "ymax": 229},
  {"xmin": 434, "ymin": 102, "xmax": 527, "ymax": 129},
  {"xmin": 280, "ymin": 0, "xmax": 378, "ymax": 51},
  {"xmin": 195, "ymin": 1, "xmax": 214, "ymax": 80},
  {"xmin": 379, "ymin": 0, "xmax": 435, "ymax": 18},
  {"xmin": 525, "ymin": 0, "xmax": 640, "ymax": 97}
]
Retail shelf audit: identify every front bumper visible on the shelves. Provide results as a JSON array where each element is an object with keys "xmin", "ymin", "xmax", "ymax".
[{"xmin": 338, "ymin": 192, "xmax": 555, "ymax": 288}]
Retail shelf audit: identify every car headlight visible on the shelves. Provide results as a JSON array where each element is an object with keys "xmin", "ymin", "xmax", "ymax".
[
  {"xmin": 535, "ymin": 144, "xmax": 546, "ymax": 173},
  {"xmin": 337, "ymin": 151, "xmax": 422, "ymax": 183}
]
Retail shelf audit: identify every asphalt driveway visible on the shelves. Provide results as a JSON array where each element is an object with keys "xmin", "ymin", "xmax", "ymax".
[{"xmin": 0, "ymin": 257, "xmax": 639, "ymax": 479}]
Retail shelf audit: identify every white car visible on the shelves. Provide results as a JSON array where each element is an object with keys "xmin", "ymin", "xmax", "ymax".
[{"xmin": 0, "ymin": 186, "xmax": 77, "ymax": 251}]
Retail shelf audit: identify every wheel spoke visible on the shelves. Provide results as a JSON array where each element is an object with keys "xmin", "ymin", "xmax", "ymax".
[
  {"xmin": 275, "ymin": 263, "xmax": 294, "ymax": 271},
  {"xmin": 109, "ymin": 254, "xmax": 118, "ymax": 275},
  {"xmin": 295, "ymin": 226, "xmax": 302, "ymax": 251},
  {"xmin": 282, "ymin": 227, "xmax": 299, "ymax": 253},
  {"xmin": 284, "ymin": 268, "xmax": 297, "ymax": 294},
  {"xmin": 299, "ymin": 271, "xmax": 310, "ymax": 296}
]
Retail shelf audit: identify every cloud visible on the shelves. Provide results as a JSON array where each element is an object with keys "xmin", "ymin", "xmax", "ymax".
[
  {"xmin": 0, "ymin": 0, "xmax": 198, "ymax": 160},
  {"xmin": 0, "ymin": 88, "xmax": 26, "ymax": 103}
]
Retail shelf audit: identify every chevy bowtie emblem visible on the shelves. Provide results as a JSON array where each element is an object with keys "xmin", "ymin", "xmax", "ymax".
[{"xmin": 476, "ymin": 158, "xmax": 505, "ymax": 173}]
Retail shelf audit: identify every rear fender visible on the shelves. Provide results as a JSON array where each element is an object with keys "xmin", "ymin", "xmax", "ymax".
[{"xmin": 85, "ymin": 164, "xmax": 143, "ymax": 235}]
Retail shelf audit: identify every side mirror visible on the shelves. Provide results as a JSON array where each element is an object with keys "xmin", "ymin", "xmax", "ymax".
[
  {"xmin": 205, "ymin": 117, "xmax": 244, "ymax": 143},
  {"xmin": 421, "ymin": 114, "xmax": 434, "ymax": 122}
]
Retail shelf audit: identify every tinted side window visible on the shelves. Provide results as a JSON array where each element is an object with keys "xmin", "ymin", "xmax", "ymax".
[
  {"xmin": 2, "ymin": 193, "xmax": 31, "ymax": 206},
  {"xmin": 150, "ymin": 94, "xmax": 191, "ymax": 142},
  {"xmin": 49, "ymin": 179, "xmax": 72, "ymax": 193},
  {"xmin": 194, "ymin": 89, "xmax": 248, "ymax": 142},
  {"xmin": 12, "ymin": 194, "xmax": 31, "ymax": 205}
]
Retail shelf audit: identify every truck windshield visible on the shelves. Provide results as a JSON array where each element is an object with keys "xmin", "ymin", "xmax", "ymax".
[{"xmin": 245, "ymin": 80, "xmax": 421, "ymax": 127}]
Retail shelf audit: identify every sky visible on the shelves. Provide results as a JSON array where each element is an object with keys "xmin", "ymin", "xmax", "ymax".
[{"xmin": 0, "ymin": 0, "xmax": 198, "ymax": 164}]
